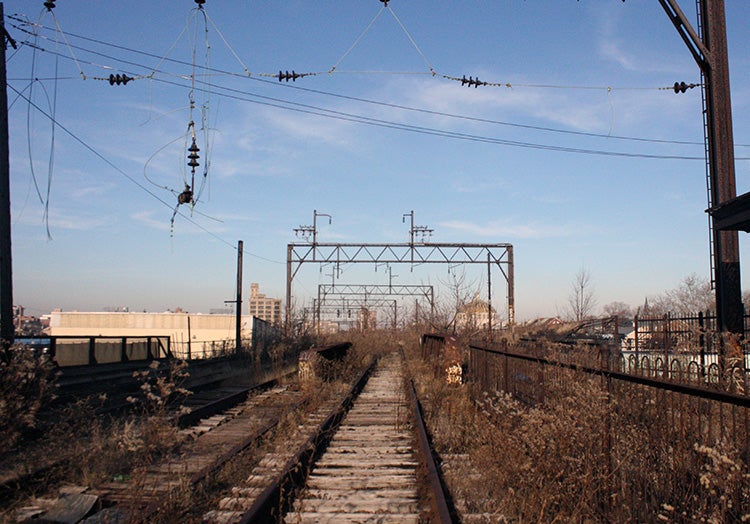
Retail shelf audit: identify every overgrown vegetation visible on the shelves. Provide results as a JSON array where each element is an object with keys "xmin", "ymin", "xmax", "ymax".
[
  {"xmin": 0, "ymin": 344, "xmax": 57, "ymax": 454},
  {"xmin": 405, "ymin": 334, "xmax": 750, "ymax": 522}
]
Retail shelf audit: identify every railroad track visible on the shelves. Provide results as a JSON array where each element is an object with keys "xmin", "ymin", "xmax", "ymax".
[
  {"xmin": 1, "ymin": 366, "xmax": 293, "ymax": 515},
  {"xmin": 98, "ymin": 384, "xmax": 306, "ymax": 513},
  {"xmin": 206, "ymin": 352, "xmax": 452, "ymax": 524},
  {"xmin": 286, "ymin": 353, "xmax": 423, "ymax": 522}
]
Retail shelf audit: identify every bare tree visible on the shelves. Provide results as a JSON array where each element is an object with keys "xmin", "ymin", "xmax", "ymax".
[
  {"xmin": 648, "ymin": 273, "xmax": 714, "ymax": 316},
  {"xmin": 567, "ymin": 267, "xmax": 597, "ymax": 321},
  {"xmin": 432, "ymin": 270, "xmax": 479, "ymax": 334},
  {"xmin": 602, "ymin": 301, "xmax": 634, "ymax": 321}
]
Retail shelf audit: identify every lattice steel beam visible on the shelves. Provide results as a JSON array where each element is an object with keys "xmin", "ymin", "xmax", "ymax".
[{"xmin": 286, "ymin": 242, "xmax": 514, "ymax": 333}]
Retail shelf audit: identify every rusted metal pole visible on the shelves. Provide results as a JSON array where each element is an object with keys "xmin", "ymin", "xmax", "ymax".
[
  {"xmin": 658, "ymin": 0, "xmax": 742, "ymax": 338},
  {"xmin": 702, "ymin": 0, "xmax": 742, "ymax": 337}
]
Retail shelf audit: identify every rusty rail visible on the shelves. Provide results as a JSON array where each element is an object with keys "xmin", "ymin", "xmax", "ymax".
[{"xmin": 408, "ymin": 379, "xmax": 455, "ymax": 523}]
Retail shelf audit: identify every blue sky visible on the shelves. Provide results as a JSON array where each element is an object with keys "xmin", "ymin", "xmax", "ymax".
[{"xmin": 4, "ymin": 0, "xmax": 750, "ymax": 323}]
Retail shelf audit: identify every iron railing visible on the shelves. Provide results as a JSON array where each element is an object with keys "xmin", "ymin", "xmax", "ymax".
[{"xmin": 18, "ymin": 335, "xmax": 171, "ymax": 366}]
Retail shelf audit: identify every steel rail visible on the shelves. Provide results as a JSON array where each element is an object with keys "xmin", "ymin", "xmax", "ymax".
[{"xmin": 408, "ymin": 379, "xmax": 456, "ymax": 523}]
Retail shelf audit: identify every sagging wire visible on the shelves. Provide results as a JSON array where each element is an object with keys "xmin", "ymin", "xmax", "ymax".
[
  {"xmin": 14, "ymin": 3, "xmax": 143, "ymax": 239},
  {"xmin": 141, "ymin": 1, "xmax": 217, "ymax": 235},
  {"xmin": 11, "ymin": 82, "xmax": 232, "ymax": 249},
  {"xmin": 22, "ymin": 5, "xmax": 64, "ymax": 239},
  {"xmin": 141, "ymin": 0, "xmax": 256, "ymax": 234}
]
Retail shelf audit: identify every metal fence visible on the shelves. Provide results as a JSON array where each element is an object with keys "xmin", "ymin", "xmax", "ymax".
[
  {"xmin": 631, "ymin": 311, "xmax": 750, "ymax": 354},
  {"xmin": 18, "ymin": 335, "xmax": 171, "ymax": 366}
]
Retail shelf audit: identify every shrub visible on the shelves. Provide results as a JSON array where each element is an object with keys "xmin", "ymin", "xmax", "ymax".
[{"xmin": 0, "ymin": 344, "xmax": 57, "ymax": 454}]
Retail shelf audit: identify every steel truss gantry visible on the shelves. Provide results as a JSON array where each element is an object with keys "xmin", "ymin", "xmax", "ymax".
[
  {"xmin": 286, "ymin": 242, "xmax": 514, "ymax": 333},
  {"xmin": 315, "ymin": 283, "xmax": 435, "ymax": 333},
  {"xmin": 306, "ymin": 297, "xmax": 398, "ymax": 330}
]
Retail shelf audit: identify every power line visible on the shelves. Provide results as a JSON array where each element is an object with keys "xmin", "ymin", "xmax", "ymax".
[
  {"xmin": 10, "ymin": 39, "xmax": 741, "ymax": 161},
  {"xmin": 12, "ymin": 15, "xmax": 747, "ymax": 150}
]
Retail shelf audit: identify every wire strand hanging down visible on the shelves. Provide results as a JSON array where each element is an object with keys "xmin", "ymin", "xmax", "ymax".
[
  {"xmin": 22, "ymin": 7, "xmax": 64, "ymax": 240},
  {"xmin": 141, "ymin": 2, "xmax": 219, "ymax": 235}
]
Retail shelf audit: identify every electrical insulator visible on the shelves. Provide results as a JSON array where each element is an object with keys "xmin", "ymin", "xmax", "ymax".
[
  {"xmin": 337, "ymin": 309, "xmax": 341, "ymax": 317},
  {"xmin": 108, "ymin": 74, "xmax": 134, "ymax": 86},
  {"xmin": 44, "ymin": 1, "xmax": 55, "ymax": 10},
  {"xmin": 348, "ymin": 310, "xmax": 352, "ymax": 318},
  {"xmin": 194, "ymin": 0, "xmax": 206, "ymax": 5},
  {"xmin": 278, "ymin": 70, "xmax": 301, "ymax": 82},
  {"xmin": 461, "ymin": 75, "xmax": 485, "ymax": 88},
  {"xmin": 673, "ymin": 81, "xmax": 695, "ymax": 94},
  {"xmin": 187, "ymin": 138, "xmax": 200, "ymax": 169},
  {"xmin": 380, "ymin": 0, "xmax": 389, "ymax": 5},
  {"xmin": 178, "ymin": 185, "xmax": 193, "ymax": 205}
]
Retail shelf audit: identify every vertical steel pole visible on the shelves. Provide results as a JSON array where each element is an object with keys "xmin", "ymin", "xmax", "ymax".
[
  {"xmin": 0, "ymin": 4, "xmax": 14, "ymax": 352},
  {"xmin": 487, "ymin": 252, "xmax": 492, "ymax": 341},
  {"xmin": 507, "ymin": 245, "xmax": 515, "ymax": 326},
  {"xmin": 704, "ymin": 0, "xmax": 742, "ymax": 337},
  {"xmin": 285, "ymin": 244, "xmax": 293, "ymax": 336},
  {"xmin": 235, "ymin": 240, "xmax": 243, "ymax": 354},
  {"xmin": 658, "ymin": 0, "xmax": 741, "ymax": 338}
]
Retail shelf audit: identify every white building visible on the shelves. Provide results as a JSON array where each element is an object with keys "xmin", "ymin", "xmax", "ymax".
[{"xmin": 48, "ymin": 310, "xmax": 252, "ymax": 360}]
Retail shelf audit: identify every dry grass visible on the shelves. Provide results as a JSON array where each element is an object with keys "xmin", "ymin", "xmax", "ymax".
[{"xmin": 405, "ymin": 334, "xmax": 750, "ymax": 523}]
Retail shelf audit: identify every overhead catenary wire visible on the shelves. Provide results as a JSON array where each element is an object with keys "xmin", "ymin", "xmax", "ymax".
[
  {"xmin": 8, "ymin": 14, "xmax": 707, "ymax": 94},
  {"xmin": 11, "ymin": 37, "xmax": 749, "ymax": 161},
  {"xmin": 9, "ymin": 15, "xmax": 748, "ymax": 151}
]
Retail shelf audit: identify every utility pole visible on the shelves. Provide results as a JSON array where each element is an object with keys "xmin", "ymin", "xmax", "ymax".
[
  {"xmin": 658, "ymin": 0, "xmax": 742, "ymax": 335},
  {"xmin": 235, "ymin": 240, "xmax": 243, "ymax": 354},
  {"xmin": 224, "ymin": 240, "xmax": 244, "ymax": 353},
  {"xmin": 0, "ymin": 3, "xmax": 15, "ymax": 352}
]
